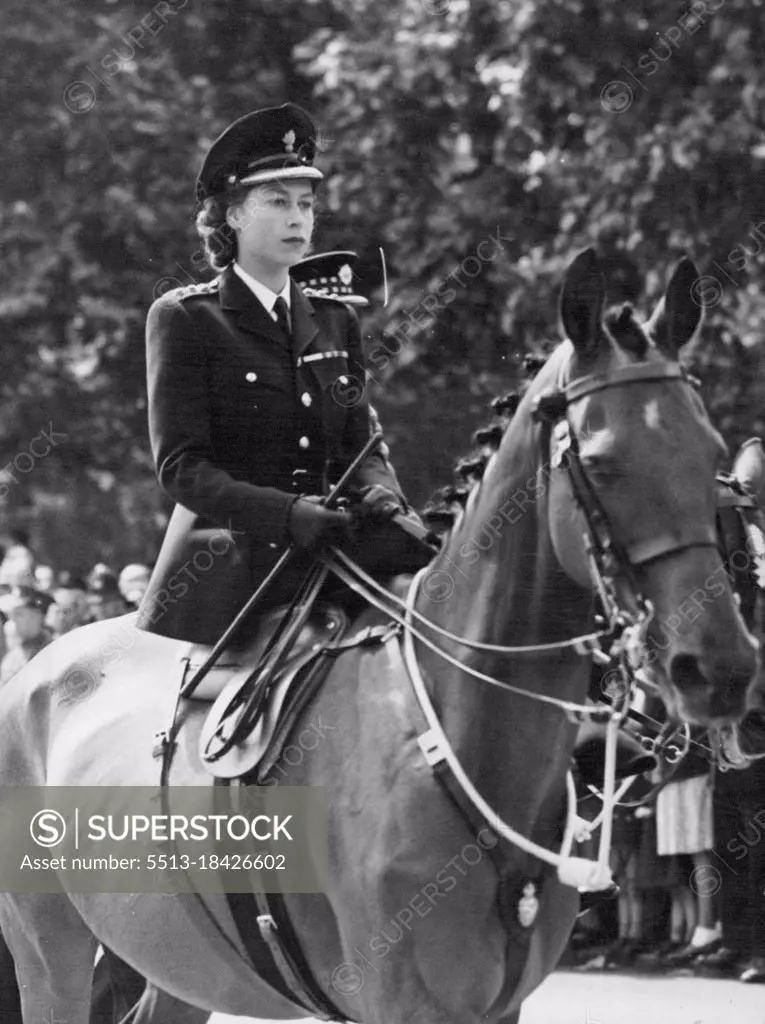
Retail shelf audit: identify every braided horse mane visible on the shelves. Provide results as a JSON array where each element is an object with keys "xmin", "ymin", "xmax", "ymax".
[{"xmin": 421, "ymin": 303, "xmax": 647, "ymax": 533}]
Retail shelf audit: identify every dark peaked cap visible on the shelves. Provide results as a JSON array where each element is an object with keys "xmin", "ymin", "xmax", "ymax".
[
  {"xmin": 290, "ymin": 251, "xmax": 370, "ymax": 307},
  {"xmin": 196, "ymin": 103, "xmax": 323, "ymax": 202}
]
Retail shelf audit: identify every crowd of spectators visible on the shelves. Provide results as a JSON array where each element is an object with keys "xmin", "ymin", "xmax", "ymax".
[
  {"xmin": 0, "ymin": 530, "xmax": 150, "ymax": 688},
  {"xmin": 570, "ymin": 687, "xmax": 765, "ymax": 986}
]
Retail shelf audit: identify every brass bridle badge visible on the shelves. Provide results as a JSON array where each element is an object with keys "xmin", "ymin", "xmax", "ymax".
[{"xmin": 517, "ymin": 881, "xmax": 539, "ymax": 928}]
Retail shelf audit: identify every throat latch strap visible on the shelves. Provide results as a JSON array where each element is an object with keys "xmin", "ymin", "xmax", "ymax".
[{"xmin": 624, "ymin": 527, "xmax": 719, "ymax": 568}]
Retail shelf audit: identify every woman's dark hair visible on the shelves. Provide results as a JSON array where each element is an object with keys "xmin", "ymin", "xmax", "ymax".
[
  {"xmin": 195, "ymin": 180, "xmax": 251, "ymax": 272},
  {"xmin": 195, "ymin": 179, "xmax": 320, "ymax": 273}
]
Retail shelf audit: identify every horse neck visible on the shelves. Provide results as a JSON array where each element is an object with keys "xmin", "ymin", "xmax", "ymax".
[{"xmin": 415, "ymin": 373, "xmax": 593, "ymax": 843}]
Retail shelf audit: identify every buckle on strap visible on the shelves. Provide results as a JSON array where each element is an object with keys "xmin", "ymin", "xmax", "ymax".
[
  {"xmin": 152, "ymin": 730, "xmax": 175, "ymax": 760},
  {"xmin": 256, "ymin": 911, "xmax": 347, "ymax": 1022},
  {"xmin": 326, "ymin": 622, "xmax": 401, "ymax": 655},
  {"xmin": 573, "ymin": 636, "xmax": 611, "ymax": 664},
  {"xmin": 418, "ymin": 729, "xmax": 446, "ymax": 767}
]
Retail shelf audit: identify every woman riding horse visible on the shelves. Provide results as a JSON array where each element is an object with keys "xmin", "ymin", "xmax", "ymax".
[
  {"xmin": 0, "ymin": 248, "xmax": 760, "ymax": 1024},
  {"xmin": 136, "ymin": 102, "xmax": 430, "ymax": 645}
]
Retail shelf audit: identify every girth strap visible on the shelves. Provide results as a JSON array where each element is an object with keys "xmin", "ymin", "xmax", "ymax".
[
  {"xmin": 225, "ymin": 778, "xmax": 354, "ymax": 1023},
  {"xmin": 253, "ymin": 892, "xmax": 349, "ymax": 1023}
]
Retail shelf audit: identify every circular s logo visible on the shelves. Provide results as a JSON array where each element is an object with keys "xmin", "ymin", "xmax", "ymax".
[
  {"xmin": 600, "ymin": 80, "xmax": 633, "ymax": 114},
  {"xmin": 30, "ymin": 809, "xmax": 67, "ymax": 848},
  {"xmin": 332, "ymin": 962, "xmax": 364, "ymax": 995},
  {"xmin": 689, "ymin": 864, "xmax": 722, "ymax": 897},
  {"xmin": 421, "ymin": 568, "xmax": 455, "ymax": 603},
  {"xmin": 331, "ymin": 374, "xmax": 365, "ymax": 408}
]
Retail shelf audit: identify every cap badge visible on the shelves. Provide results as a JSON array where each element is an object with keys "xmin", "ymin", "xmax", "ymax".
[
  {"xmin": 338, "ymin": 264, "xmax": 353, "ymax": 286},
  {"xmin": 283, "ymin": 129, "xmax": 296, "ymax": 153}
]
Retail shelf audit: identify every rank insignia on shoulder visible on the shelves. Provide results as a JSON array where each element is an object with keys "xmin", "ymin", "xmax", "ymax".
[{"xmin": 165, "ymin": 278, "xmax": 220, "ymax": 302}]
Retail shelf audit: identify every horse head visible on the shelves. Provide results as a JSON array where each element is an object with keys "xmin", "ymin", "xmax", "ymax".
[{"xmin": 520, "ymin": 249, "xmax": 758, "ymax": 725}]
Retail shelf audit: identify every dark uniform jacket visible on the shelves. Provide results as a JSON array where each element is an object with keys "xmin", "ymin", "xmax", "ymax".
[{"xmin": 137, "ymin": 266, "xmax": 419, "ymax": 644}]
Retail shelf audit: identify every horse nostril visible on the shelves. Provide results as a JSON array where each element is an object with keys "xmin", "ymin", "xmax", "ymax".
[
  {"xmin": 737, "ymin": 708, "xmax": 765, "ymax": 758},
  {"xmin": 669, "ymin": 653, "xmax": 706, "ymax": 694},
  {"xmin": 669, "ymin": 653, "xmax": 753, "ymax": 720}
]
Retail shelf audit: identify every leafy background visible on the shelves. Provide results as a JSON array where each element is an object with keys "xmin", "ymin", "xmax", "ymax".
[{"xmin": 2, "ymin": 0, "xmax": 764, "ymax": 570}]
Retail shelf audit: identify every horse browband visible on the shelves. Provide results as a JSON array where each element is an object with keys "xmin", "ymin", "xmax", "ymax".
[{"xmin": 563, "ymin": 362, "xmax": 690, "ymax": 403}]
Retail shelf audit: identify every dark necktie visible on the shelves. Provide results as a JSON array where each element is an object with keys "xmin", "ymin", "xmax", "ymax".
[{"xmin": 273, "ymin": 297, "xmax": 292, "ymax": 341}]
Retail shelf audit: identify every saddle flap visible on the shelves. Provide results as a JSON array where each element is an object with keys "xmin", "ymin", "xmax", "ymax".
[
  {"xmin": 198, "ymin": 606, "xmax": 348, "ymax": 779},
  {"xmin": 181, "ymin": 603, "xmax": 292, "ymax": 703}
]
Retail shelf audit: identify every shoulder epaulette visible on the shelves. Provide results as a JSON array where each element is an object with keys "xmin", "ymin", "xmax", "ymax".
[
  {"xmin": 304, "ymin": 290, "xmax": 361, "ymax": 310},
  {"xmin": 305, "ymin": 291, "xmax": 345, "ymax": 304},
  {"xmin": 165, "ymin": 278, "xmax": 220, "ymax": 302}
]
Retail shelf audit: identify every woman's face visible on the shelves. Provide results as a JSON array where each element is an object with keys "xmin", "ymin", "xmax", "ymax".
[{"xmin": 228, "ymin": 179, "xmax": 315, "ymax": 271}]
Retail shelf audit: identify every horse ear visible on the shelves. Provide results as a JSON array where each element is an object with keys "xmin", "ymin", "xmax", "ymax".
[
  {"xmin": 559, "ymin": 249, "xmax": 606, "ymax": 358},
  {"xmin": 733, "ymin": 438, "xmax": 765, "ymax": 505},
  {"xmin": 646, "ymin": 257, "xmax": 702, "ymax": 357}
]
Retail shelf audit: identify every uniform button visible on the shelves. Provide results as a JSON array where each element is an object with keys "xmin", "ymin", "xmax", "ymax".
[
  {"xmin": 338, "ymin": 375, "xmax": 348, "ymax": 384},
  {"xmin": 246, "ymin": 372, "xmax": 257, "ymax": 382},
  {"xmin": 269, "ymin": 542, "xmax": 278, "ymax": 549},
  {"xmin": 299, "ymin": 436, "xmax": 310, "ymax": 449},
  {"xmin": 301, "ymin": 392, "xmax": 312, "ymax": 407}
]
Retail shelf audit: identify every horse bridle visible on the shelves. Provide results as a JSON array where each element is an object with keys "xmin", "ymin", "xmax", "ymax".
[
  {"xmin": 321, "ymin": 360, "xmax": 743, "ymax": 892},
  {"xmin": 532, "ymin": 361, "xmax": 719, "ymax": 636},
  {"xmin": 330, "ymin": 360, "xmax": 726, "ymax": 694}
]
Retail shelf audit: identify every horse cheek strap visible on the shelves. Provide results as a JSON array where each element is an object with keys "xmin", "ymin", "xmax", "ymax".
[{"xmin": 545, "ymin": 424, "xmax": 591, "ymax": 592}]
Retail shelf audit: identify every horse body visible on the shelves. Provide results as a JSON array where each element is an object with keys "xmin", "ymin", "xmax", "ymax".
[
  {"xmin": 0, "ymin": 250, "xmax": 760, "ymax": 1024},
  {"xmin": 0, "ymin": 620, "xmax": 310, "ymax": 1019},
  {"xmin": 0, "ymin": 611, "xmax": 559, "ymax": 1023}
]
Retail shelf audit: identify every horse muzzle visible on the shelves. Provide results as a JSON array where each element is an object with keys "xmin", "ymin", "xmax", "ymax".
[{"xmin": 667, "ymin": 638, "xmax": 760, "ymax": 725}]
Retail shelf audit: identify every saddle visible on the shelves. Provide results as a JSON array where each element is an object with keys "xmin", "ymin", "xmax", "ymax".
[
  {"xmin": 155, "ymin": 562, "xmax": 406, "ymax": 785},
  {"xmin": 155, "ymin": 561, "xmax": 342, "ymax": 781},
  {"xmin": 194, "ymin": 595, "xmax": 350, "ymax": 781}
]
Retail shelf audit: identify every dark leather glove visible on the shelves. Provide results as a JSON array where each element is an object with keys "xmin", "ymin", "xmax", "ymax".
[
  {"xmin": 353, "ymin": 484, "xmax": 405, "ymax": 522},
  {"xmin": 287, "ymin": 495, "xmax": 350, "ymax": 551}
]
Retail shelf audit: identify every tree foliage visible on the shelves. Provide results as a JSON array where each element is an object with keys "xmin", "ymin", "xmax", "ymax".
[{"xmin": 2, "ymin": 0, "xmax": 764, "ymax": 567}]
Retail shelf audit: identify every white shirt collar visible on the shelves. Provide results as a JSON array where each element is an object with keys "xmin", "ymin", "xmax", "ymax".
[{"xmin": 233, "ymin": 263, "xmax": 291, "ymax": 315}]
